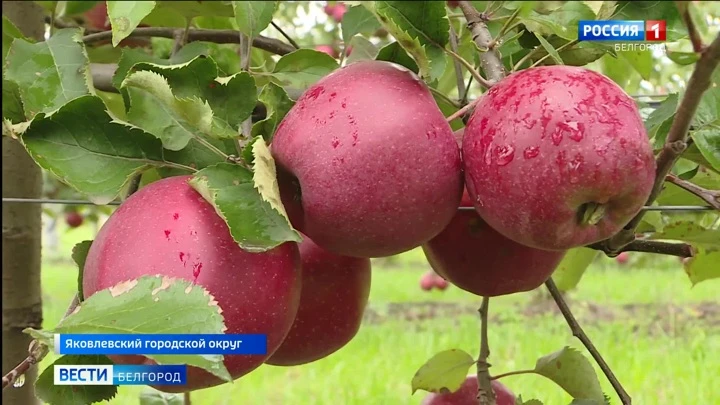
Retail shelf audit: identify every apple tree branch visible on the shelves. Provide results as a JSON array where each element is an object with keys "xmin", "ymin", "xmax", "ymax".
[
  {"xmin": 545, "ymin": 279, "xmax": 632, "ymax": 405},
  {"xmin": 665, "ymin": 173, "xmax": 720, "ymax": 210},
  {"xmin": 602, "ymin": 31, "xmax": 720, "ymax": 253}
]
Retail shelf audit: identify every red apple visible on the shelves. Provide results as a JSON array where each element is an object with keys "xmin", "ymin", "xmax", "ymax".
[
  {"xmin": 329, "ymin": 3, "xmax": 347, "ymax": 23},
  {"xmin": 447, "ymin": 1, "xmax": 461, "ymax": 9},
  {"xmin": 65, "ymin": 211, "xmax": 84, "ymax": 228},
  {"xmin": 422, "ymin": 190, "xmax": 566, "ymax": 297},
  {"xmin": 345, "ymin": 45, "xmax": 353, "ymax": 57},
  {"xmin": 434, "ymin": 276, "xmax": 449, "ymax": 291},
  {"xmin": 266, "ymin": 234, "xmax": 371, "ymax": 366},
  {"xmin": 82, "ymin": 176, "xmax": 302, "ymax": 392},
  {"xmin": 454, "ymin": 128, "xmax": 464, "ymax": 148},
  {"xmin": 272, "ymin": 60, "xmax": 463, "ymax": 258},
  {"xmin": 420, "ymin": 271, "xmax": 435, "ymax": 291},
  {"xmin": 315, "ymin": 45, "xmax": 339, "ymax": 59},
  {"xmin": 463, "ymin": 66, "xmax": 656, "ymax": 251},
  {"xmin": 421, "ymin": 376, "xmax": 516, "ymax": 405},
  {"xmin": 615, "ymin": 251, "xmax": 630, "ymax": 264}
]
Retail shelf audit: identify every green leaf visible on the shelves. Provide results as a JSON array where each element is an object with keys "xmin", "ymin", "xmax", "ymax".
[
  {"xmin": 346, "ymin": 35, "xmax": 379, "ymax": 64},
  {"xmin": 372, "ymin": 1, "xmax": 449, "ymax": 81},
  {"xmin": 534, "ymin": 33, "xmax": 563, "ymax": 65},
  {"xmin": 342, "ymin": 5, "xmax": 382, "ymax": 41},
  {"xmin": 28, "ymin": 275, "xmax": 231, "ymax": 382},
  {"xmin": 568, "ymin": 400, "xmax": 607, "ymax": 405},
  {"xmin": 107, "ymin": 1, "xmax": 158, "ymax": 47},
  {"xmin": 520, "ymin": 400, "xmax": 544, "ymax": 405},
  {"xmin": 618, "ymin": 50, "xmax": 652, "ymax": 81},
  {"xmin": 19, "ymin": 95, "xmax": 181, "ymax": 205},
  {"xmin": 376, "ymin": 41, "xmax": 419, "ymax": 73},
  {"xmin": 2, "ymin": 15, "xmax": 26, "ymax": 63},
  {"xmin": 189, "ymin": 141, "xmax": 302, "ymax": 252},
  {"xmin": 656, "ymin": 169, "xmax": 720, "ymax": 206},
  {"xmin": 232, "ymin": 1, "xmax": 277, "ymax": 38},
  {"xmin": 139, "ymin": 388, "xmax": 185, "ymax": 405},
  {"xmin": 520, "ymin": 2, "xmax": 596, "ymax": 40},
  {"xmin": 252, "ymin": 83, "xmax": 295, "ymax": 142},
  {"xmin": 644, "ymin": 94, "xmax": 678, "ymax": 136},
  {"xmin": 271, "ymin": 49, "xmax": 339, "ymax": 89},
  {"xmin": 666, "ymin": 50, "xmax": 700, "ymax": 66},
  {"xmin": 551, "ymin": 248, "xmax": 599, "ymax": 292},
  {"xmin": 72, "ymin": 240, "xmax": 93, "ymax": 302},
  {"xmin": 694, "ymin": 87, "xmax": 719, "ymax": 128},
  {"xmin": 2, "ymin": 80, "xmax": 25, "ymax": 123},
  {"xmin": 684, "ymin": 244, "xmax": 720, "ymax": 285},
  {"xmin": 648, "ymin": 218, "xmax": 720, "ymax": 246},
  {"xmin": 122, "ymin": 70, "xmax": 218, "ymax": 150},
  {"xmin": 5, "ymin": 28, "xmax": 91, "ymax": 118},
  {"xmin": 124, "ymin": 56, "xmax": 257, "ymax": 132},
  {"xmin": 692, "ymin": 124, "xmax": 720, "ymax": 172},
  {"xmin": 534, "ymin": 347, "xmax": 606, "ymax": 401},
  {"xmin": 112, "ymin": 42, "xmax": 210, "ymax": 91},
  {"xmin": 155, "ymin": 0, "xmax": 234, "ymax": 20},
  {"xmin": 35, "ymin": 354, "xmax": 117, "ymax": 405},
  {"xmin": 410, "ymin": 349, "xmax": 475, "ymax": 394},
  {"xmin": 595, "ymin": 1, "xmax": 618, "ymax": 20},
  {"xmin": 555, "ymin": 41, "xmax": 615, "ymax": 67}
]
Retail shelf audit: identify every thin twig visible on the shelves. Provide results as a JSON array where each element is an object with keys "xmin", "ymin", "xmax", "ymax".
[
  {"xmin": 666, "ymin": 173, "xmax": 720, "ymax": 210},
  {"xmin": 529, "ymin": 39, "xmax": 579, "ymax": 68},
  {"xmin": 587, "ymin": 239, "xmax": 694, "ymax": 258},
  {"xmin": 271, "ymin": 21, "xmax": 299, "ymax": 49},
  {"xmin": 1, "ymin": 341, "xmax": 49, "ymax": 391},
  {"xmin": 545, "ymin": 279, "xmax": 632, "ymax": 405},
  {"xmin": 82, "ymin": 27, "xmax": 296, "ymax": 55},
  {"xmin": 446, "ymin": 98, "xmax": 481, "ymax": 123},
  {"xmin": 490, "ymin": 369, "xmax": 535, "ymax": 380},
  {"xmin": 512, "ymin": 46, "xmax": 543, "ymax": 72},
  {"xmin": 457, "ymin": 1, "xmax": 505, "ymax": 84},
  {"xmin": 236, "ymin": 33, "xmax": 253, "ymax": 155},
  {"xmin": 430, "ymin": 87, "xmax": 462, "ymax": 108},
  {"xmin": 171, "ymin": 20, "xmax": 191, "ymax": 56},
  {"xmin": 448, "ymin": 23, "xmax": 467, "ymax": 100},
  {"xmin": 184, "ymin": 392, "xmax": 192, "ymax": 405},
  {"xmin": 602, "ymin": 33, "xmax": 720, "ymax": 252},
  {"xmin": 487, "ymin": 7, "xmax": 521, "ymax": 49},
  {"xmin": 676, "ymin": 1, "xmax": 705, "ymax": 53},
  {"xmin": 476, "ymin": 297, "xmax": 495, "ymax": 405},
  {"xmin": 444, "ymin": 48, "xmax": 493, "ymax": 89}
]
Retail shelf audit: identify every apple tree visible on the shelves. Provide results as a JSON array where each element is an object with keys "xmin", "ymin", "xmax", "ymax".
[{"xmin": 2, "ymin": 1, "xmax": 719, "ymax": 404}]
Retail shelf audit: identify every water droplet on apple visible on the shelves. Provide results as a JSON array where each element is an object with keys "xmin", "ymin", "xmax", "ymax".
[
  {"xmin": 331, "ymin": 137, "xmax": 340, "ymax": 148},
  {"xmin": 523, "ymin": 146, "xmax": 540, "ymax": 159},
  {"xmin": 551, "ymin": 128, "xmax": 564, "ymax": 146},
  {"xmin": 495, "ymin": 145, "xmax": 515, "ymax": 166}
]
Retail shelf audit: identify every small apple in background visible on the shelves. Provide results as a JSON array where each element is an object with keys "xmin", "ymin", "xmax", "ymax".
[
  {"xmin": 266, "ymin": 234, "xmax": 371, "ymax": 366},
  {"xmin": 421, "ymin": 376, "xmax": 516, "ymax": 405},
  {"xmin": 315, "ymin": 45, "xmax": 339, "ymax": 59},
  {"xmin": 446, "ymin": 1, "xmax": 460, "ymax": 9},
  {"xmin": 82, "ymin": 1, "xmax": 150, "ymax": 48},
  {"xmin": 434, "ymin": 276, "xmax": 449, "ymax": 291},
  {"xmin": 420, "ymin": 271, "xmax": 435, "ymax": 291},
  {"xmin": 324, "ymin": 2, "xmax": 347, "ymax": 23},
  {"xmin": 615, "ymin": 252, "xmax": 630, "ymax": 265},
  {"xmin": 65, "ymin": 211, "xmax": 84, "ymax": 228}
]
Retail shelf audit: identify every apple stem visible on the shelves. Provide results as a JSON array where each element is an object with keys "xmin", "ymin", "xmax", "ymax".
[
  {"xmin": 184, "ymin": 392, "xmax": 192, "ymax": 404},
  {"xmin": 578, "ymin": 202, "xmax": 606, "ymax": 226},
  {"xmin": 446, "ymin": 97, "xmax": 481, "ymax": 124},
  {"xmin": 545, "ymin": 279, "xmax": 632, "ymax": 405},
  {"xmin": 476, "ymin": 296, "xmax": 496, "ymax": 405}
]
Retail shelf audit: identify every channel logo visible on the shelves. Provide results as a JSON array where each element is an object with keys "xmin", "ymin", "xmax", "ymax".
[{"xmin": 578, "ymin": 20, "xmax": 666, "ymax": 42}]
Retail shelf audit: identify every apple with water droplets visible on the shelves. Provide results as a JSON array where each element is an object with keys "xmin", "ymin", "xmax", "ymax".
[
  {"xmin": 463, "ymin": 65, "xmax": 656, "ymax": 251},
  {"xmin": 422, "ymin": 190, "xmax": 565, "ymax": 296},
  {"xmin": 271, "ymin": 60, "xmax": 463, "ymax": 258},
  {"xmin": 266, "ymin": 234, "xmax": 371, "ymax": 366},
  {"xmin": 82, "ymin": 176, "xmax": 302, "ymax": 392},
  {"xmin": 421, "ymin": 376, "xmax": 516, "ymax": 405}
]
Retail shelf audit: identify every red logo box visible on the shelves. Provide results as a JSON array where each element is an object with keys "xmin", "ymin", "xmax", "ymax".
[{"xmin": 645, "ymin": 20, "xmax": 666, "ymax": 41}]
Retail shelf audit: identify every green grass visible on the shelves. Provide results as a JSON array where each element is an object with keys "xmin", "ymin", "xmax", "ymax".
[{"xmin": 37, "ymin": 223, "xmax": 720, "ymax": 404}]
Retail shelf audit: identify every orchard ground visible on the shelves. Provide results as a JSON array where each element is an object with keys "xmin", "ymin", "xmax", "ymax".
[{"xmin": 41, "ymin": 221, "xmax": 719, "ymax": 405}]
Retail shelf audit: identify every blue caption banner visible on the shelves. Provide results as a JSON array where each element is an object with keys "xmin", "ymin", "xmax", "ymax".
[
  {"xmin": 54, "ymin": 364, "xmax": 188, "ymax": 386},
  {"xmin": 578, "ymin": 20, "xmax": 645, "ymax": 41},
  {"xmin": 55, "ymin": 334, "xmax": 267, "ymax": 355}
]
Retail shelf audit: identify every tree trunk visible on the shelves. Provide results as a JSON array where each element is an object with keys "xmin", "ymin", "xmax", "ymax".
[{"xmin": 2, "ymin": 2, "xmax": 46, "ymax": 404}]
